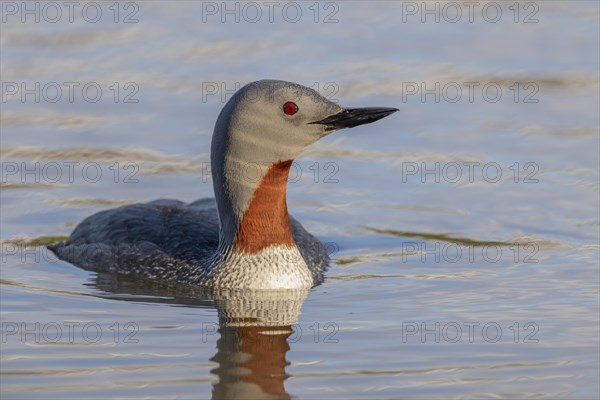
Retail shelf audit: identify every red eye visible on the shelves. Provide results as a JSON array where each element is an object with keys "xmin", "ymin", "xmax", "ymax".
[{"xmin": 283, "ymin": 101, "xmax": 298, "ymax": 116}]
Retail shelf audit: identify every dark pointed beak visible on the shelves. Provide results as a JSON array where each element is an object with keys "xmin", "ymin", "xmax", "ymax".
[{"xmin": 310, "ymin": 107, "xmax": 398, "ymax": 131}]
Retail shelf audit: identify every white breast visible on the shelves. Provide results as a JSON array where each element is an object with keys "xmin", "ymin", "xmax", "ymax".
[{"xmin": 205, "ymin": 246, "xmax": 314, "ymax": 289}]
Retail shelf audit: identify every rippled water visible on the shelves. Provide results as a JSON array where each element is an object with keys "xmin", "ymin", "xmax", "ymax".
[{"xmin": 1, "ymin": 1, "xmax": 599, "ymax": 399}]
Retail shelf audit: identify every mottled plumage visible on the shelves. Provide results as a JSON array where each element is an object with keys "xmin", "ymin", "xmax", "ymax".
[{"xmin": 50, "ymin": 198, "xmax": 329, "ymax": 285}]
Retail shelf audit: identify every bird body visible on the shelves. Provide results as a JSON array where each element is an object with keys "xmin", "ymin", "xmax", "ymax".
[{"xmin": 50, "ymin": 80, "xmax": 397, "ymax": 289}]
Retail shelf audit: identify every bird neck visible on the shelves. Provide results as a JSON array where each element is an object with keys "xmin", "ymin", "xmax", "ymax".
[
  {"xmin": 212, "ymin": 156, "xmax": 295, "ymax": 253},
  {"xmin": 233, "ymin": 160, "xmax": 295, "ymax": 253}
]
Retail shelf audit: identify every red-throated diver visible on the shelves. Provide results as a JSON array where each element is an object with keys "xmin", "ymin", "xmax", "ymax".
[{"xmin": 49, "ymin": 80, "xmax": 398, "ymax": 289}]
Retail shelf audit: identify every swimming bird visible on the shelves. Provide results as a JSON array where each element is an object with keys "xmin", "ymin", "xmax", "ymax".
[{"xmin": 49, "ymin": 80, "xmax": 397, "ymax": 289}]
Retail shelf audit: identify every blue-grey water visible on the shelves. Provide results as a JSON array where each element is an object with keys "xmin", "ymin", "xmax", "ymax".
[{"xmin": 1, "ymin": 1, "xmax": 599, "ymax": 399}]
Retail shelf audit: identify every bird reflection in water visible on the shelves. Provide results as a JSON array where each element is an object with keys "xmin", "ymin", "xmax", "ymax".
[{"xmin": 90, "ymin": 273, "xmax": 308, "ymax": 399}]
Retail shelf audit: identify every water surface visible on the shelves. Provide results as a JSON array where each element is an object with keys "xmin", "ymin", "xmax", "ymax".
[{"xmin": 1, "ymin": 1, "xmax": 599, "ymax": 398}]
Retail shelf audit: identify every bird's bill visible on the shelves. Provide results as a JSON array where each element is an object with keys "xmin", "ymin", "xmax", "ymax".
[{"xmin": 310, "ymin": 107, "xmax": 398, "ymax": 131}]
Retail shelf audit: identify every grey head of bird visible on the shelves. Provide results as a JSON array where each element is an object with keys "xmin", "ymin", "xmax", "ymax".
[{"xmin": 210, "ymin": 79, "xmax": 398, "ymax": 251}]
